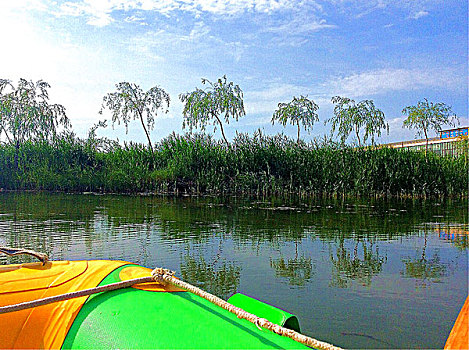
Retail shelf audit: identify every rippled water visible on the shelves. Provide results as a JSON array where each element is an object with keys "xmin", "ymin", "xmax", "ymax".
[{"xmin": 0, "ymin": 193, "xmax": 467, "ymax": 349}]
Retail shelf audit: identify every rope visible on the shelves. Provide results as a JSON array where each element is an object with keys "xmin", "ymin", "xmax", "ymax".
[
  {"xmin": 0, "ymin": 267, "xmax": 343, "ymax": 350},
  {"xmin": 0, "ymin": 276, "xmax": 153, "ymax": 314},
  {"xmin": 0, "ymin": 246, "xmax": 48, "ymax": 265},
  {"xmin": 152, "ymin": 268, "xmax": 343, "ymax": 350}
]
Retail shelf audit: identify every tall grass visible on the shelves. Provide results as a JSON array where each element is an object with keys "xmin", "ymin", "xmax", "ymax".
[{"xmin": 0, "ymin": 132, "xmax": 467, "ymax": 197}]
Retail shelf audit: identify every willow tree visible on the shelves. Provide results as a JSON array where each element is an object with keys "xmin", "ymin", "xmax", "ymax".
[
  {"xmin": 179, "ymin": 76, "xmax": 245, "ymax": 145},
  {"xmin": 0, "ymin": 78, "xmax": 69, "ymax": 145},
  {"xmin": 402, "ymin": 99, "xmax": 457, "ymax": 155},
  {"xmin": 100, "ymin": 82, "xmax": 170, "ymax": 154},
  {"xmin": 271, "ymin": 95, "xmax": 319, "ymax": 144},
  {"xmin": 0, "ymin": 78, "xmax": 69, "ymax": 167},
  {"xmin": 327, "ymin": 96, "xmax": 388, "ymax": 147}
]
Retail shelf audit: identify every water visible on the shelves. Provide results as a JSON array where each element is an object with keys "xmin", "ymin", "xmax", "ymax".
[{"xmin": 0, "ymin": 192, "xmax": 467, "ymax": 349}]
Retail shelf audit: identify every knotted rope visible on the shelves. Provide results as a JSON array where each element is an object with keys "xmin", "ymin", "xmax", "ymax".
[
  {"xmin": 0, "ymin": 266, "xmax": 343, "ymax": 350},
  {"xmin": 0, "ymin": 246, "xmax": 48, "ymax": 265}
]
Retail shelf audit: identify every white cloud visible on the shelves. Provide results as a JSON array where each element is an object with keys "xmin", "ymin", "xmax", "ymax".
[
  {"xmin": 327, "ymin": 68, "xmax": 464, "ymax": 97},
  {"xmin": 125, "ymin": 15, "xmax": 148, "ymax": 25},
  {"xmin": 86, "ymin": 13, "xmax": 114, "ymax": 27},
  {"xmin": 57, "ymin": 2, "xmax": 86, "ymax": 17},
  {"xmin": 3, "ymin": 0, "xmax": 440, "ymax": 28},
  {"xmin": 245, "ymin": 82, "xmax": 330, "ymax": 115},
  {"xmin": 376, "ymin": 115, "xmax": 414, "ymax": 142},
  {"xmin": 55, "ymin": 0, "xmax": 123, "ymax": 26},
  {"xmin": 249, "ymin": 83, "xmax": 308, "ymax": 101},
  {"xmin": 241, "ymin": 115, "xmax": 273, "ymax": 126},
  {"xmin": 326, "ymin": 0, "xmax": 439, "ymax": 20},
  {"xmin": 48, "ymin": 0, "xmax": 306, "ymax": 26},
  {"xmin": 187, "ymin": 21, "xmax": 211, "ymax": 40},
  {"xmin": 129, "ymin": 22, "xmax": 247, "ymax": 63},
  {"xmin": 0, "ymin": 0, "xmax": 47, "ymax": 13},
  {"xmin": 264, "ymin": 18, "xmax": 336, "ymax": 35},
  {"xmin": 249, "ymin": 85, "xmax": 295, "ymax": 110},
  {"xmin": 411, "ymin": 10, "xmax": 429, "ymax": 19},
  {"xmin": 178, "ymin": 0, "xmax": 298, "ymax": 15}
]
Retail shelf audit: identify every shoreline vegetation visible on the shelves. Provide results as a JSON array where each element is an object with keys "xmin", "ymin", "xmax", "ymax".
[
  {"xmin": 0, "ymin": 132, "xmax": 467, "ymax": 198},
  {"xmin": 0, "ymin": 77, "xmax": 467, "ymax": 198}
]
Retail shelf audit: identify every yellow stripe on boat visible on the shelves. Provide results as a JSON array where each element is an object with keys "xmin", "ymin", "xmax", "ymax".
[{"xmin": 0, "ymin": 260, "xmax": 127, "ymax": 349}]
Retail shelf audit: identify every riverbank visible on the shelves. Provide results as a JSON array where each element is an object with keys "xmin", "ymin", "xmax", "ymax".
[{"xmin": 0, "ymin": 133, "xmax": 467, "ymax": 197}]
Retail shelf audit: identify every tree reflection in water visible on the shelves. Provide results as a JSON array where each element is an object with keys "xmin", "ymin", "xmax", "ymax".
[
  {"xmin": 330, "ymin": 239, "xmax": 386, "ymax": 288},
  {"xmin": 270, "ymin": 255, "xmax": 314, "ymax": 287},
  {"xmin": 401, "ymin": 228, "xmax": 448, "ymax": 287},
  {"xmin": 180, "ymin": 254, "xmax": 241, "ymax": 300}
]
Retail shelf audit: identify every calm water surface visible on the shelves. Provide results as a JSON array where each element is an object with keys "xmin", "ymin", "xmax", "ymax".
[{"xmin": 0, "ymin": 193, "xmax": 467, "ymax": 349}]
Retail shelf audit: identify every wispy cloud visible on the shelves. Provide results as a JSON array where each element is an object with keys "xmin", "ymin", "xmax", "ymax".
[
  {"xmin": 49, "ymin": 0, "xmax": 306, "ymax": 26},
  {"xmin": 125, "ymin": 15, "xmax": 148, "ymax": 25},
  {"xmin": 0, "ymin": 0, "xmax": 47, "ymax": 13},
  {"xmin": 184, "ymin": 0, "xmax": 298, "ymax": 15},
  {"xmin": 264, "ymin": 18, "xmax": 336, "ymax": 35},
  {"xmin": 7, "ymin": 0, "xmax": 441, "ymax": 28},
  {"xmin": 326, "ymin": 0, "xmax": 439, "ymax": 20},
  {"xmin": 411, "ymin": 10, "xmax": 429, "ymax": 19},
  {"xmin": 253, "ymin": 2, "xmax": 336, "ymax": 46},
  {"xmin": 326, "ymin": 67, "xmax": 465, "ymax": 97},
  {"xmin": 249, "ymin": 83, "xmax": 309, "ymax": 101},
  {"xmin": 56, "ymin": 1, "xmax": 115, "ymax": 27},
  {"xmin": 379, "ymin": 115, "xmax": 415, "ymax": 141},
  {"xmin": 245, "ymin": 82, "xmax": 330, "ymax": 115},
  {"xmin": 129, "ymin": 21, "xmax": 247, "ymax": 63}
]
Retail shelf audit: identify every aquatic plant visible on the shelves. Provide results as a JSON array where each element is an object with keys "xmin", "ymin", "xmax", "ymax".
[{"xmin": 0, "ymin": 132, "xmax": 466, "ymax": 197}]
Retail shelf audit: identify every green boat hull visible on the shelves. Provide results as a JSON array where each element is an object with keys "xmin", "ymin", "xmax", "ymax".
[{"xmin": 63, "ymin": 265, "xmax": 309, "ymax": 349}]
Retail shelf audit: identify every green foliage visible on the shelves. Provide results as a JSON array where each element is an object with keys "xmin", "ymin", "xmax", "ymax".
[
  {"xmin": 454, "ymin": 136, "xmax": 468, "ymax": 163},
  {"xmin": 272, "ymin": 95, "xmax": 319, "ymax": 143},
  {"xmin": 0, "ymin": 135, "xmax": 102, "ymax": 191},
  {"xmin": 0, "ymin": 132, "xmax": 466, "ymax": 197},
  {"xmin": 0, "ymin": 78, "xmax": 69, "ymax": 146},
  {"xmin": 402, "ymin": 99, "xmax": 458, "ymax": 156},
  {"xmin": 100, "ymin": 82, "xmax": 170, "ymax": 153},
  {"xmin": 179, "ymin": 76, "xmax": 245, "ymax": 144},
  {"xmin": 328, "ymin": 96, "xmax": 388, "ymax": 146},
  {"xmin": 86, "ymin": 120, "xmax": 118, "ymax": 152}
]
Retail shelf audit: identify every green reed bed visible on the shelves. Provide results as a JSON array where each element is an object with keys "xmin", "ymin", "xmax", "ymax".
[
  {"xmin": 0, "ymin": 133, "xmax": 467, "ymax": 197},
  {"xmin": 0, "ymin": 139, "xmax": 101, "ymax": 191}
]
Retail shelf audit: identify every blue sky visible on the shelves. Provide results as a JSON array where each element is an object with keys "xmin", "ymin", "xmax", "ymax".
[{"xmin": 1, "ymin": 0, "xmax": 467, "ymax": 144}]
